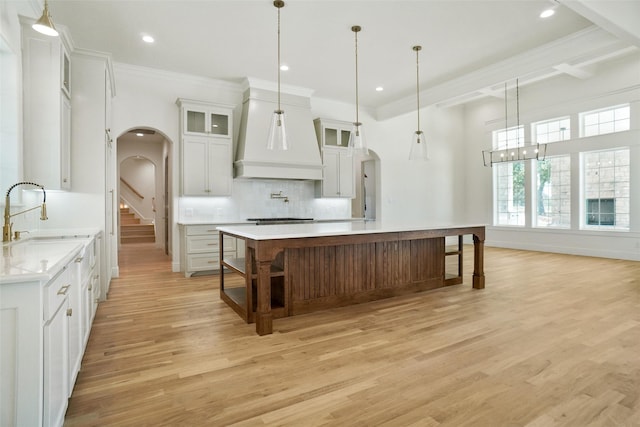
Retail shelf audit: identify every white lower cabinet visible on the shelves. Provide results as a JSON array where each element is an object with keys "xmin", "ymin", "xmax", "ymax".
[
  {"xmin": 0, "ymin": 234, "xmax": 101, "ymax": 427},
  {"xmin": 43, "ymin": 269, "xmax": 71, "ymax": 427},
  {"xmin": 181, "ymin": 224, "xmax": 245, "ymax": 277}
]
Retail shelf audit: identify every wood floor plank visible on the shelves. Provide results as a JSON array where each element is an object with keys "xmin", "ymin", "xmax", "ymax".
[{"xmin": 64, "ymin": 243, "xmax": 640, "ymax": 426}]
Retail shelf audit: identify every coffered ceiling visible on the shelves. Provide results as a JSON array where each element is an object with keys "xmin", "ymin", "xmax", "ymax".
[{"xmin": 25, "ymin": 0, "xmax": 640, "ymax": 118}]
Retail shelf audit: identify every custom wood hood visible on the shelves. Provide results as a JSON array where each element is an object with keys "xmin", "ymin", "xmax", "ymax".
[{"xmin": 234, "ymin": 78, "xmax": 323, "ymax": 180}]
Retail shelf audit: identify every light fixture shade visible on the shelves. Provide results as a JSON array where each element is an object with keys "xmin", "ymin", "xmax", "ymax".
[
  {"xmin": 348, "ymin": 122, "xmax": 368, "ymax": 156},
  {"xmin": 267, "ymin": 110, "xmax": 288, "ymax": 151},
  {"xmin": 32, "ymin": 1, "xmax": 58, "ymax": 37},
  {"xmin": 409, "ymin": 131, "xmax": 429, "ymax": 161}
]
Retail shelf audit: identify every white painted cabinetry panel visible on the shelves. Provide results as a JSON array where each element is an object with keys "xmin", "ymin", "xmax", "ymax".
[
  {"xmin": 177, "ymin": 99, "xmax": 233, "ymax": 196},
  {"xmin": 180, "ymin": 224, "xmax": 244, "ymax": 277}
]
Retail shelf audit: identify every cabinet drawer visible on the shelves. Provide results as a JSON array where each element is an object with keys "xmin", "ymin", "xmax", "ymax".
[
  {"xmin": 186, "ymin": 235, "xmax": 236, "ymax": 253},
  {"xmin": 187, "ymin": 253, "xmax": 221, "ymax": 271},
  {"xmin": 186, "ymin": 235, "xmax": 219, "ymax": 253},
  {"xmin": 91, "ymin": 271, "xmax": 100, "ymax": 301},
  {"xmin": 186, "ymin": 225, "xmax": 219, "ymax": 236},
  {"xmin": 74, "ymin": 250, "xmax": 91, "ymax": 280},
  {"xmin": 44, "ymin": 267, "xmax": 72, "ymax": 321}
]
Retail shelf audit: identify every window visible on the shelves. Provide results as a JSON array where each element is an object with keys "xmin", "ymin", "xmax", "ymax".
[
  {"xmin": 583, "ymin": 149, "xmax": 630, "ymax": 230},
  {"xmin": 493, "ymin": 125, "xmax": 524, "ymax": 150},
  {"xmin": 586, "ymin": 198, "xmax": 615, "ymax": 226},
  {"xmin": 535, "ymin": 156, "xmax": 571, "ymax": 228},
  {"xmin": 495, "ymin": 161, "xmax": 525, "ymax": 226},
  {"xmin": 581, "ymin": 104, "xmax": 630, "ymax": 137},
  {"xmin": 532, "ymin": 117, "xmax": 570, "ymax": 143}
]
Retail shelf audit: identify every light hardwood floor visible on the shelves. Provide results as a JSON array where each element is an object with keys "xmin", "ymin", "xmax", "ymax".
[{"xmin": 65, "ymin": 243, "xmax": 640, "ymax": 426}]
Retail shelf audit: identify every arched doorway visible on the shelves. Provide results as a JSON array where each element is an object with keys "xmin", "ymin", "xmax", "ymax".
[
  {"xmin": 120, "ymin": 155, "xmax": 156, "ymax": 243},
  {"xmin": 352, "ymin": 149, "xmax": 381, "ymax": 220},
  {"xmin": 116, "ymin": 127, "xmax": 172, "ymax": 254}
]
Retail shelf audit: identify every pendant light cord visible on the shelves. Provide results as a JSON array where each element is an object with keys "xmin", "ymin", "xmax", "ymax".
[
  {"xmin": 415, "ymin": 47, "xmax": 421, "ymax": 132},
  {"xmin": 516, "ymin": 78, "xmax": 520, "ymax": 147},
  {"xmin": 504, "ymin": 81, "xmax": 508, "ymax": 141},
  {"xmin": 354, "ymin": 28, "xmax": 360, "ymax": 125},
  {"xmin": 277, "ymin": 4, "xmax": 282, "ymax": 113}
]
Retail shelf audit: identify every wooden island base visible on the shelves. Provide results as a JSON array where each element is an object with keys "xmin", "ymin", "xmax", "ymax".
[{"xmin": 219, "ymin": 224, "xmax": 485, "ymax": 335}]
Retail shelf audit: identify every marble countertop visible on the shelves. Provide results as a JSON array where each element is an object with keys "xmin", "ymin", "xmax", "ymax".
[
  {"xmin": 217, "ymin": 220, "xmax": 485, "ymax": 241},
  {"xmin": 1, "ymin": 229, "xmax": 100, "ymax": 284}
]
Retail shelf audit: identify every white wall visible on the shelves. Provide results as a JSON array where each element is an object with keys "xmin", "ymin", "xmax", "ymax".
[{"xmin": 463, "ymin": 53, "xmax": 640, "ymax": 260}]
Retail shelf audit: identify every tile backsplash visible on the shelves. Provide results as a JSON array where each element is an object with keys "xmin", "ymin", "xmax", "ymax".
[{"xmin": 179, "ymin": 179, "xmax": 351, "ymax": 222}]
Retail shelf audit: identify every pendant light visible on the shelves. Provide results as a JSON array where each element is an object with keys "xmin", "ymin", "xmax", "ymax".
[
  {"xmin": 348, "ymin": 25, "xmax": 368, "ymax": 156},
  {"xmin": 266, "ymin": 0, "xmax": 288, "ymax": 151},
  {"xmin": 32, "ymin": 0, "xmax": 59, "ymax": 37},
  {"xmin": 482, "ymin": 79, "xmax": 546, "ymax": 166},
  {"xmin": 409, "ymin": 45, "xmax": 429, "ymax": 161}
]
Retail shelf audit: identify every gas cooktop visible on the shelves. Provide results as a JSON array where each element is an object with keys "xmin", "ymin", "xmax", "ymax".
[{"xmin": 247, "ymin": 217, "xmax": 314, "ymax": 224}]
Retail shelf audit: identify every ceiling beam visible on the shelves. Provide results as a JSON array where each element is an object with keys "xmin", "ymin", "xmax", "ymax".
[
  {"xmin": 553, "ymin": 63, "xmax": 594, "ymax": 79},
  {"xmin": 375, "ymin": 26, "xmax": 632, "ymax": 119},
  {"xmin": 560, "ymin": 0, "xmax": 640, "ymax": 48}
]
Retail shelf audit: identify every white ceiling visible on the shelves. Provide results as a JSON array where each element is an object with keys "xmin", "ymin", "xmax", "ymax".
[{"xmin": 31, "ymin": 0, "xmax": 640, "ymax": 117}]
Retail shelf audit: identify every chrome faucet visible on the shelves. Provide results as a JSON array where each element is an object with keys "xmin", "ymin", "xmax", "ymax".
[
  {"xmin": 3, "ymin": 181, "xmax": 48, "ymax": 242},
  {"xmin": 270, "ymin": 191, "xmax": 289, "ymax": 203}
]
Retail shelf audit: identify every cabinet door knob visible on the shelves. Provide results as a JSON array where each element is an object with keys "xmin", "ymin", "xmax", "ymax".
[
  {"xmin": 66, "ymin": 308, "xmax": 73, "ymax": 317},
  {"xmin": 57, "ymin": 285, "xmax": 71, "ymax": 295}
]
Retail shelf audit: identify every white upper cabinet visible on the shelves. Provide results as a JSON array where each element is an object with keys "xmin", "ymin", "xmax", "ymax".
[
  {"xmin": 21, "ymin": 17, "xmax": 72, "ymax": 190},
  {"xmin": 314, "ymin": 118, "xmax": 356, "ymax": 198},
  {"xmin": 182, "ymin": 102, "xmax": 231, "ymax": 137},
  {"xmin": 177, "ymin": 99, "xmax": 233, "ymax": 196}
]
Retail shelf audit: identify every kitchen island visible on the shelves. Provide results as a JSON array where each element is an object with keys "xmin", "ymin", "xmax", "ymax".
[{"xmin": 217, "ymin": 221, "xmax": 485, "ymax": 335}]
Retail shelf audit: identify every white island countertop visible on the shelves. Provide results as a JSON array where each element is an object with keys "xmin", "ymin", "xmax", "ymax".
[{"xmin": 217, "ymin": 220, "xmax": 486, "ymax": 241}]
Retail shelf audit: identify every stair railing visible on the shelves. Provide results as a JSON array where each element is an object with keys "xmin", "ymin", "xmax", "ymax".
[{"xmin": 120, "ymin": 177, "xmax": 144, "ymax": 199}]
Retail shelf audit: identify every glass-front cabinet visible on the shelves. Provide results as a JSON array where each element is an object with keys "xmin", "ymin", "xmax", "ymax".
[
  {"xmin": 324, "ymin": 127, "xmax": 351, "ymax": 148},
  {"xmin": 183, "ymin": 103, "xmax": 231, "ymax": 137}
]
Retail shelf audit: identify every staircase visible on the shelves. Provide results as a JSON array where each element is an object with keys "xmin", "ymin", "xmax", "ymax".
[{"xmin": 120, "ymin": 207, "xmax": 155, "ymax": 244}]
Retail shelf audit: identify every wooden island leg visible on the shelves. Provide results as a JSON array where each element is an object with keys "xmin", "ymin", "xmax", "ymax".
[
  {"xmin": 255, "ymin": 260, "xmax": 273, "ymax": 335},
  {"xmin": 472, "ymin": 233, "xmax": 485, "ymax": 289}
]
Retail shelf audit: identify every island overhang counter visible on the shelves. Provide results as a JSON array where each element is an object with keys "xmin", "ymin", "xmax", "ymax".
[{"xmin": 217, "ymin": 221, "xmax": 486, "ymax": 335}]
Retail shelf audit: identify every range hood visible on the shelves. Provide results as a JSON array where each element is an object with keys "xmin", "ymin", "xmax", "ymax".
[{"xmin": 235, "ymin": 78, "xmax": 323, "ymax": 180}]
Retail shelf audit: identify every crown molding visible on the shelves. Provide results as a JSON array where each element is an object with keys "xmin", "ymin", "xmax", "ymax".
[
  {"xmin": 241, "ymin": 77, "xmax": 315, "ymax": 98},
  {"xmin": 113, "ymin": 62, "xmax": 242, "ymax": 95}
]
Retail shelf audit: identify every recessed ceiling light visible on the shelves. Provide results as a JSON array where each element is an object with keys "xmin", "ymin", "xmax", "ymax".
[
  {"xmin": 280, "ymin": 64, "xmax": 289, "ymax": 71},
  {"xmin": 142, "ymin": 35, "xmax": 155, "ymax": 43},
  {"xmin": 540, "ymin": 8, "xmax": 555, "ymax": 18},
  {"xmin": 136, "ymin": 133, "xmax": 144, "ymax": 137},
  {"xmin": 375, "ymin": 86, "xmax": 384, "ymax": 92}
]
